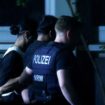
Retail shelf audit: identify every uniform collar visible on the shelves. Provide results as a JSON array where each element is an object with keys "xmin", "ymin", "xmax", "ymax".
[{"xmin": 3, "ymin": 45, "xmax": 24, "ymax": 57}]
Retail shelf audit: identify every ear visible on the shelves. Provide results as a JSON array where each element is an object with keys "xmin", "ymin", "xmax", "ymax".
[
  {"xmin": 49, "ymin": 30, "xmax": 56, "ymax": 41},
  {"xmin": 66, "ymin": 30, "xmax": 71, "ymax": 40},
  {"xmin": 23, "ymin": 31, "xmax": 32, "ymax": 40},
  {"xmin": 25, "ymin": 31, "xmax": 31, "ymax": 38},
  {"xmin": 48, "ymin": 30, "xmax": 52, "ymax": 38}
]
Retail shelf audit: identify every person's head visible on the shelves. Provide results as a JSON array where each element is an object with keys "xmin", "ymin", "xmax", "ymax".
[
  {"xmin": 37, "ymin": 15, "xmax": 57, "ymax": 41},
  {"xmin": 55, "ymin": 15, "xmax": 81, "ymax": 48},
  {"xmin": 19, "ymin": 17, "xmax": 38, "ymax": 42},
  {"xmin": 10, "ymin": 17, "xmax": 38, "ymax": 51}
]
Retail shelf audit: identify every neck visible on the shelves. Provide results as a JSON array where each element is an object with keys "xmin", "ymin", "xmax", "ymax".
[
  {"xmin": 14, "ymin": 42, "xmax": 25, "ymax": 52},
  {"xmin": 54, "ymin": 33, "xmax": 66, "ymax": 44},
  {"xmin": 37, "ymin": 34, "xmax": 49, "ymax": 41}
]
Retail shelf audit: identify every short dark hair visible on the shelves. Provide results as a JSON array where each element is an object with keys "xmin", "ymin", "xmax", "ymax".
[
  {"xmin": 55, "ymin": 15, "xmax": 79, "ymax": 32},
  {"xmin": 37, "ymin": 15, "xmax": 57, "ymax": 35},
  {"xmin": 20, "ymin": 17, "xmax": 38, "ymax": 36}
]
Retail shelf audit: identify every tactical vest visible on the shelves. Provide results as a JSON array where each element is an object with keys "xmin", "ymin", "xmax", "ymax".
[{"xmin": 31, "ymin": 42, "xmax": 68, "ymax": 100}]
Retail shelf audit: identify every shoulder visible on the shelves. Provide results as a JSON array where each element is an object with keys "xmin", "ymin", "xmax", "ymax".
[
  {"xmin": 25, "ymin": 41, "xmax": 49, "ymax": 56},
  {"xmin": 3, "ymin": 51, "xmax": 22, "ymax": 61},
  {"xmin": 26, "ymin": 41, "xmax": 48, "ymax": 51},
  {"xmin": 46, "ymin": 42, "xmax": 67, "ymax": 50}
]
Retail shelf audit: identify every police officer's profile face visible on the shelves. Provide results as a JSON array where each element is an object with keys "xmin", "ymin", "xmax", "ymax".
[
  {"xmin": 18, "ymin": 30, "xmax": 32, "ymax": 44},
  {"xmin": 19, "ymin": 30, "xmax": 27, "ymax": 36}
]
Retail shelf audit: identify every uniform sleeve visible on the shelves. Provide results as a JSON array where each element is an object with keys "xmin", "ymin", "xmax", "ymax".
[{"xmin": 55, "ymin": 50, "xmax": 71, "ymax": 71}]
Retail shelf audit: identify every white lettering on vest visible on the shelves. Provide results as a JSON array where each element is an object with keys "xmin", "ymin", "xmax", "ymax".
[
  {"xmin": 33, "ymin": 75, "xmax": 44, "ymax": 82},
  {"xmin": 33, "ymin": 55, "xmax": 51, "ymax": 65}
]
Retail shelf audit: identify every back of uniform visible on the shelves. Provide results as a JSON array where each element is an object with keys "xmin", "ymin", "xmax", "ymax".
[
  {"xmin": 24, "ymin": 40, "xmax": 48, "ymax": 66},
  {"xmin": 27, "ymin": 42, "xmax": 77, "ymax": 105}
]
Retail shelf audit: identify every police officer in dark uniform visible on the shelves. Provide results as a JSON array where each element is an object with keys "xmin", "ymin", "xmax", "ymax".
[
  {"xmin": 0, "ymin": 16, "xmax": 81, "ymax": 105},
  {"xmin": 21, "ymin": 15, "xmax": 57, "ymax": 104},
  {"xmin": 23, "ymin": 15, "xmax": 57, "ymax": 67}
]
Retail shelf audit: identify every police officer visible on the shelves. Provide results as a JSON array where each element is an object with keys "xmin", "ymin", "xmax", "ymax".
[
  {"xmin": 23, "ymin": 15, "xmax": 57, "ymax": 67},
  {"xmin": 0, "ymin": 17, "xmax": 38, "ymax": 104},
  {"xmin": 21, "ymin": 15, "xmax": 57, "ymax": 104},
  {"xmin": 0, "ymin": 16, "xmax": 81, "ymax": 105}
]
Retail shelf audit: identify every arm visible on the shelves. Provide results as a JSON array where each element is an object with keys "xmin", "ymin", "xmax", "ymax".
[
  {"xmin": 0, "ymin": 66, "xmax": 33, "ymax": 95},
  {"xmin": 21, "ymin": 89, "xmax": 30, "ymax": 104},
  {"xmin": 0, "ymin": 52, "xmax": 23, "ymax": 86},
  {"xmin": 57, "ymin": 69, "xmax": 80, "ymax": 105},
  {"xmin": 55, "ymin": 49, "xmax": 81, "ymax": 105},
  {"xmin": 0, "ymin": 77, "xmax": 19, "ymax": 94}
]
